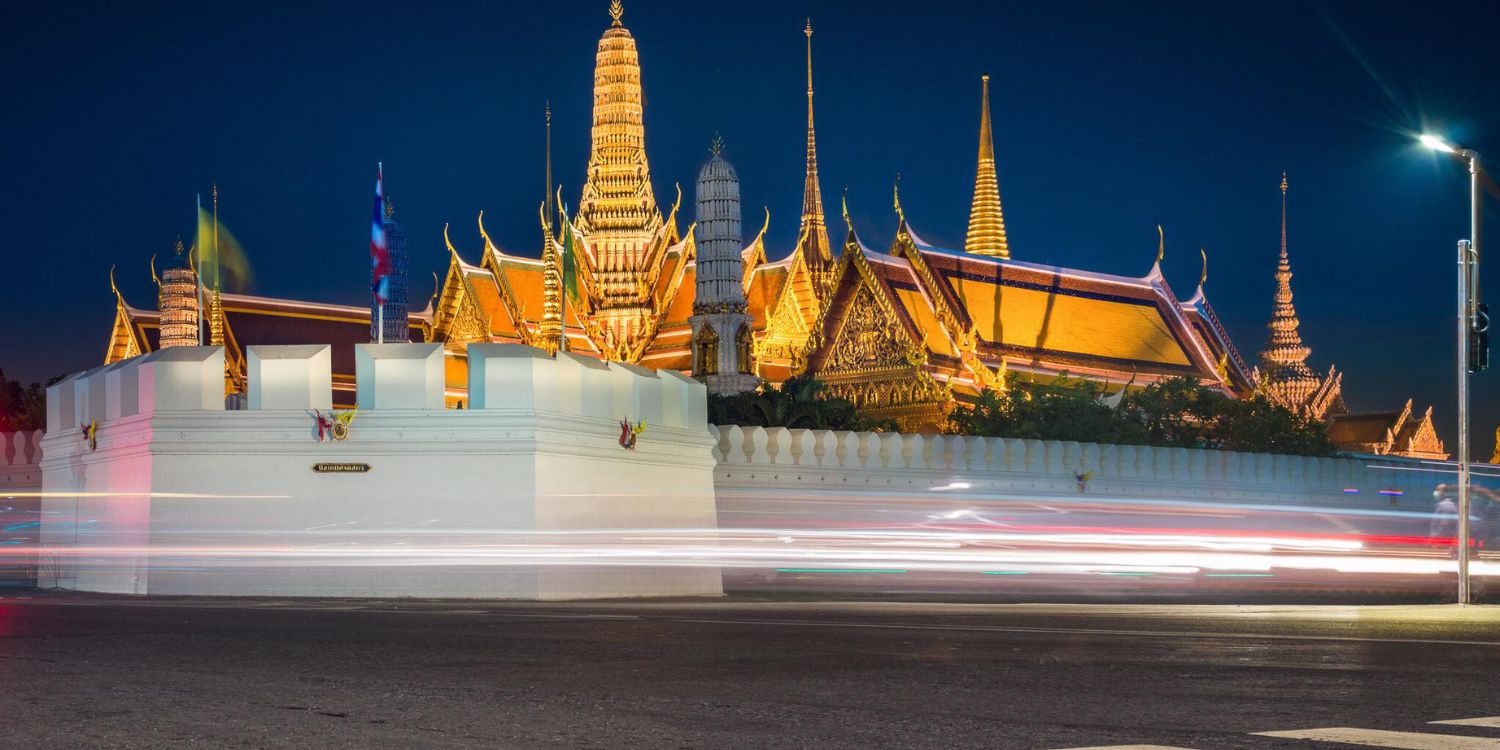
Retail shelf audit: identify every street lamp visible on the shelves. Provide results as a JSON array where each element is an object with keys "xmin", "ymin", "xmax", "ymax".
[{"xmin": 1420, "ymin": 131, "xmax": 1484, "ymax": 605}]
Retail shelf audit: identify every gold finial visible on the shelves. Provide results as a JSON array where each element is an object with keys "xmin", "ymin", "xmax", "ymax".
[
  {"xmin": 174, "ymin": 235, "xmax": 185, "ymax": 258},
  {"xmin": 1279, "ymin": 171, "xmax": 1289, "ymax": 258},
  {"xmin": 710, "ymin": 131, "xmax": 724, "ymax": 157},
  {"xmin": 150, "ymin": 254, "xmax": 160, "ymax": 288},
  {"xmin": 1155, "ymin": 225, "xmax": 1165, "ymax": 265},
  {"xmin": 609, "ymin": 0, "xmax": 623, "ymax": 26},
  {"xmin": 1198, "ymin": 247, "xmax": 1208, "ymax": 288},
  {"xmin": 384, "ymin": 196, "xmax": 394, "ymax": 220},
  {"xmin": 892, "ymin": 173, "xmax": 904, "ymax": 222},
  {"xmin": 543, "ymin": 100, "xmax": 554, "ymax": 228},
  {"xmin": 109, "ymin": 264, "xmax": 120, "ymax": 296},
  {"xmin": 841, "ymin": 187, "xmax": 851, "ymax": 229}
]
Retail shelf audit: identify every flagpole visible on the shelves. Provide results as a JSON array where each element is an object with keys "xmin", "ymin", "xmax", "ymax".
[
  {"xmin": 377, "ymin": 162, "xmax": 385, "ymax": 345},
  {"xmin": 212, "ymin": 183, "xmax": 220, "ymax": 292}
]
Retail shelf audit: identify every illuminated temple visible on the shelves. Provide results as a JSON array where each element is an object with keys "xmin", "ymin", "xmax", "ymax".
[{"xmin": 106, "ymin": 2, "xmax": 1261, "ymax": 429}]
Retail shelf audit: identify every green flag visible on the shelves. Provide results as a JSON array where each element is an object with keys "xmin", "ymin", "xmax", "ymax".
[
  {"xmin": 558, "ymin": 206, "xmax": 580, "ymax": 304},
  {"xmin": 195, "ymin": 204, "xmax": 253, "ymax": 292}
]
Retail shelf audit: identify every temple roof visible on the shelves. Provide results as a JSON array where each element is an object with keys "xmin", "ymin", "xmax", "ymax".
[
  {"xmin": 108, "ymin": 291, "xmax": 432, "ymax": 406},
  {"xmin": 894, "ymin": 233, "xmax": 1246, "ymax": 384}
]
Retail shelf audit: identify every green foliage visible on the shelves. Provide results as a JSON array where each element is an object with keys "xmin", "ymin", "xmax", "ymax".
[
  {"xmin": 946, "ymin": 375, "xmax": 1146, "ymax": 445},
  {"xmin": 707, "ymin": 375, "xmax": 898, "ymax": 432},
  {"xmin": 947, "ymin": 374, "xmax": 1337, "ymax": 457},
  {"xmin": 0, "ymin": 369, "xmax": 48, "ymax": 432},
  {"xmin": 1207, "ymin": 393, "xmax": 1339, "ymax": 456}
]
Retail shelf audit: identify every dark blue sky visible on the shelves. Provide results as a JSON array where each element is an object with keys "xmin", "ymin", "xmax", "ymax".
[{"xmin": 3, "ymin": 0, "xmax": 1497, "ymax": 454}]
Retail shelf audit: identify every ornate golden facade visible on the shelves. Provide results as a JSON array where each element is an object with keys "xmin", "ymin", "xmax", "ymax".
[{"xmin": 104, "ymin": 3, "xmax": 1257, "ymax": 427}]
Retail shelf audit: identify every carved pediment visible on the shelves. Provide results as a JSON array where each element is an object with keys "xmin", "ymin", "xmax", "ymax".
[{"xmin": 824, "ymin": 285, "xmax": 916, "ymax": 375}]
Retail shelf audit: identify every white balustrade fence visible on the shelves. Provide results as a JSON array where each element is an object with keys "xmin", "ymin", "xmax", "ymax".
[
  {"xmin": 708, "ymin": 424, "xmax": 1452, "ymax": 507},
  {"xmin": 1, "ymin": 430, "xmax": 43, "ymax": 470}
]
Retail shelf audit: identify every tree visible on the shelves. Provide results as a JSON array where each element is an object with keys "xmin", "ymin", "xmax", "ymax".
[
  {"xmin": 0, "ymin": 369, "xmax": 48, "ymax": 432},
  {"xmin": 945, "ymin": 373, "xmax": 1337, "ymax": 457},
  {"xmin": 1207, "ymin": 393, "xmax": 1337, "ymax": 456},
  {"xmin": 946, "ymin": 374, "xmax": 1146, "ymax": 445},
  {"xmin": 707, "ymin": 375, "xmax": 898, "ymax": 431}
]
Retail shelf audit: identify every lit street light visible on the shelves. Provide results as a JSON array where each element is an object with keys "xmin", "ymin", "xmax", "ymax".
[{"xmin": 1420, "ymin": 131, "xmax": 1485, "ymax": 604}]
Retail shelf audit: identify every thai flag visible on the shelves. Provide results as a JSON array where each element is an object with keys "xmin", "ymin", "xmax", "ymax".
[{"xmin": 370, "ymin": 163, "xmax": 391, "ymax": 304}]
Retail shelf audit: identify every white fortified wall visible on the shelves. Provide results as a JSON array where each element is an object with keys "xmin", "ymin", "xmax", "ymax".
[{"xmin": 38, "ymin": 344, "xmax": 721, "ymax": 600}]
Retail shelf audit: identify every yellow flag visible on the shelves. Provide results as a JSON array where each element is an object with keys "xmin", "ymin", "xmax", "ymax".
[{"xmin": 195, "ymin": 205, "xmax": 253, "ymax": 291}]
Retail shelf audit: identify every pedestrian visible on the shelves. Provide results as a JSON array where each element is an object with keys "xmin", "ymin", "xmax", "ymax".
[
  {"xmin": 1431, "ymin": 484, "xmax": 1458, "ymax": 552},
  {"xmin": 1474, "ymin": 487, "xmax": 1500, "ymax": 556}
]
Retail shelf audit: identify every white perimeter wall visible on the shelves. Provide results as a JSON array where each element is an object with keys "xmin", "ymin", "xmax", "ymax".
[
  {"xmin": 709, "ymin": 425, "xmax": 1456, "ymax": 510},
  {"xmin": 38, "ymin": 345, "xmax": 721, "ymax": 600}
]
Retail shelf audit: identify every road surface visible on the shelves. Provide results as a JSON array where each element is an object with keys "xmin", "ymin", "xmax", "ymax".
[{"xmin": 2, "ymin": 593, "xmax": 1499, "ymax": 748}]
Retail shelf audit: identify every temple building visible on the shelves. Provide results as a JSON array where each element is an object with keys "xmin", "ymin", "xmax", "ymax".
[
  {"xmin": 690, "ymin": 137, "xmax": 757, "ymax": 394},
  {"xmin": 104, "ymin": 2, "xmax": 1255, "ymax": 426},
  {"xmin": 1326, "ymin": 400, "xmax": 1448, "ymax": 461},
  {"xmin": 1253, "ymin": 174, "xmax": 1344, "ymax": 420},
  {"xmin": 1246, "ymin": 175, "xmax": 1447, "ymax": 459}
]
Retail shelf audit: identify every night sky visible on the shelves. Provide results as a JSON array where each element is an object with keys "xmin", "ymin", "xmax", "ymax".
[{"xmin": 3, "ymin": 1, "xmax": 1498, "ymax": 454}]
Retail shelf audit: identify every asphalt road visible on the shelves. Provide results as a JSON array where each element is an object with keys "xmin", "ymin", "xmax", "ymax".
[{"xmin": 3, "ymin": 594, "xmax": 1500, "ymax": 749}]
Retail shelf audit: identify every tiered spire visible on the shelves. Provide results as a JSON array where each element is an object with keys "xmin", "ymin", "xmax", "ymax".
[
  {"xmin": 1256, "ymin": 172, "xmax": 1342, "ymax": 419},
  {"xmin": 798, "ymin": 19, "xmax": 831, "ymax": 262},
  {"xmin": 576, "ymin": 0, "xmax": 660, "ymax": 238},
  {"xmin": 1259, "ymin": 173, "xmax": 1313, "ymax": 377},
  {"xmin": 964, "ymin": 75, "xmax": 1010, "ymax": 258}
]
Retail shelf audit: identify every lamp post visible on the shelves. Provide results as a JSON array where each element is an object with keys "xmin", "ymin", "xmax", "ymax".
[{"xmin": 1421, "ymin": 132, "xmax": 1483, "ymax": 604}]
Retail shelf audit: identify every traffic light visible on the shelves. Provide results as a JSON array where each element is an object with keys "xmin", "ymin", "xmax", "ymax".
[{"xmin": 1472, "ymin": 302, "xmax": 1490, "ymax": 373}]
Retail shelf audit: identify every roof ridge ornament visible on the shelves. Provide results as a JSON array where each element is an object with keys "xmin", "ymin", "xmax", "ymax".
[
  {"xmin": 1199, "ymin": 247, "xmax": 1208, "ymax": 288},
  {"xmin": 1156, "ymin": 224, "xmax": 1165, "ymax": 265},
  {"xmin": 609, "ymin": 0, "xmax": 623, "ymax": 26},
  {"xmin": 892, "ymin": 173, "xmax": 904, "ymax": 224},
  {"xmin": 710, "ymin": 131, "xmax": 724, "ymax": 157}
]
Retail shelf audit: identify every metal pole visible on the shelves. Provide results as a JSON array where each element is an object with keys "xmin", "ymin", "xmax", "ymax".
[
  {"xmin": 1457, "ymin": 238, "xmax": 1472, "ymax": 604},
  {"xmin": 377, "ymin": 303, "xmax": 385, "ymax": 345}
]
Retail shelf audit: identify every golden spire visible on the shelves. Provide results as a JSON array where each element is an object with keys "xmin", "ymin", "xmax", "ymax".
[
  {"xmin": 964, "ymin": 74, "xmax": 1010, "ymax": 258},
  {"xmin": 576, "ymin": 2, "xmax": 660, "ymax": 238},
  {"xmin": 1259, "ymin": 172, "xmax": 1316, "ymax": 385},
  {"xmin": 799, "ymin": 19, "xmax": 831, "ymax": 261},
  {"xmin": 609, "ymin": 0, "xmax": 623, "ymax": 26}
]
